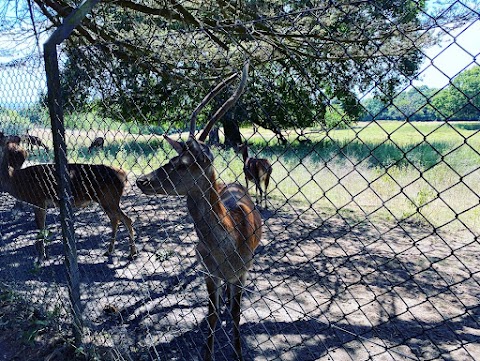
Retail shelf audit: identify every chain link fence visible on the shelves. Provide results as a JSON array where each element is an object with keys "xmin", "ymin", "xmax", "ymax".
[{"xmin": 0, "ymin": 1, "xmax": 479, "ymax": 360}]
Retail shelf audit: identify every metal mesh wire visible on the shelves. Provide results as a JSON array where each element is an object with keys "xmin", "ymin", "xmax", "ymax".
[{"xmin": 0, "ymin": 1, "xmax": 479, "ymax": 360}]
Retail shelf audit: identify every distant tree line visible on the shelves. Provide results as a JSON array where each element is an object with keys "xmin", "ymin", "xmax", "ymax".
[{"xmin": 361, "ymin": 66, "xmax": 480, "ymax": 121}]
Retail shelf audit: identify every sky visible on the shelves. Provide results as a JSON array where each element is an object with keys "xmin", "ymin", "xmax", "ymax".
[{"xmin": 413, "ymin": 20, "xmax": 480, "ymax": 89}]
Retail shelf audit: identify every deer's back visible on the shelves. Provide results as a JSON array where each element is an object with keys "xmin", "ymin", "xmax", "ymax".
[
  {"xmin": 245, "ymin": 158, "xmax": 272, "ymax": 182},
  {"xmin": 12, "ymin": 163, "xmax": 127, "ymax": 208}
]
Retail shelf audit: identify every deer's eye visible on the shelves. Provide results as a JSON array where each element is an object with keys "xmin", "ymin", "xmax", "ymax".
[
  {"xmin": 180, "ymin": 154, "xmax": 193, "ymax": 166},
  {"xmin": 170, "ymin": 155, "xmax": 189, "ymax": 170}
]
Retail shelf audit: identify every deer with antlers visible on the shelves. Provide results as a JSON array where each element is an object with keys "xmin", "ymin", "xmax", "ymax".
[
  {"xmin": 0, "ymin": 133, "xmax": 136, "ymax": 262},
  {"xmin": 136, "ymin": 63, "xmax": 261, "ymax": 361},
  {"xmin": 237, "ymin": 142, "xmax": 272, "ymax": 209}
]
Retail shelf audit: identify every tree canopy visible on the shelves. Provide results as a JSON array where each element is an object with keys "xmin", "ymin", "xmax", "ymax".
[
  {"xmin": 2, "ymin": 1, "xmax": 477, "ymax": 142},
  {"xmin": 432, "ymin": 65, "xmax": 480, "ymax": 120}
]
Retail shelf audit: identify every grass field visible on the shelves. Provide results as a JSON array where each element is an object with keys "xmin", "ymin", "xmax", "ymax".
[
  {"xmin": 5, "ymin": 115, "xmax": 480, "ymax": 235},
  {"xmin": 203, "ymin": 121, "xmax": 480, "ymax": 234}
]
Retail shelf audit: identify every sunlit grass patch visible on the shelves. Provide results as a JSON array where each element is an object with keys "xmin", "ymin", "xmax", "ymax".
[
  {"xmin": 237, "ymin": 121, "xmax": 480, "ymax": 233},
  {"xmin": 21, "ymin": 120, "xmax": 480, "ymax": 234}
]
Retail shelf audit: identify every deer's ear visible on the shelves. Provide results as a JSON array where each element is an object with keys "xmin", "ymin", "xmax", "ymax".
[{"xmin": 164, "ymin": 135, "xmax": 184, "ymax": 154}]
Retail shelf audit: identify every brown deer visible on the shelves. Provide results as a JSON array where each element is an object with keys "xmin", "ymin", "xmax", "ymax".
[
  {"xmin": 21, "ymin": 130, "xmax": 49, "ymax": 152},
  {"xmin": 88, "ymin": 136, "xmax": 105, "ymax": 153},
  {"xmin": 0, "ymin": 134, "xmax": 25, "ymax": 194},
  {"xmin": 237, "ymin": 142, "xmax": 272, "ymax": 209},
  {"xmin": 136, "ymin": 63, "xmax": 261, "ymax": 361},
  {"xmin": 0, "ymin": 134, "xmax": 136, "ymax": 262}
]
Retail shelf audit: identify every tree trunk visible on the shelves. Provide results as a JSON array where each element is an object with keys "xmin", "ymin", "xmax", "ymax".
[{"xmin": 222, "ymin": 112, "xmax": 242, "ymax": 148}]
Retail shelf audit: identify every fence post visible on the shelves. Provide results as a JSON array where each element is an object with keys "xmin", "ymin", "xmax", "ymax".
[
  {"xmin": 43, "ymin": 0, "xmax": 102, "ymax": 347},
  {"xmin": 43, "ymin": 42, "xmax": 83, "ymax": 346}
]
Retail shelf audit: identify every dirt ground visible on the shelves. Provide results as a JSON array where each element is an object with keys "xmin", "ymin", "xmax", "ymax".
[{"xmin": 0, "ymin": 175, "xmax": 479, "ymax": 361}]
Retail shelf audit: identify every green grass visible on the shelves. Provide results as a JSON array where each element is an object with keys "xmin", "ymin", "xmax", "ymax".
[
  {"xmin": 21, "ymin": 120, "xmax": 480, "ymax": 234},
  {"xmin": 234, "ymin": 121, "xmax": 480, "ymax": 233}
]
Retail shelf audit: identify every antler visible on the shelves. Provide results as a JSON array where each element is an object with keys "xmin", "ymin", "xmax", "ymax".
[
  {"xmin": 198, "ymin": 61, "xmax": 249, "ymax": 142},
  {"xmin": 189, "ymin": 72, "xmax": 239, "ymax": 137}
]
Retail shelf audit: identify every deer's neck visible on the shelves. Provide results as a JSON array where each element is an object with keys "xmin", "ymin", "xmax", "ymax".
[
  {"xmin": 186, "ymin": 170, "xmax": 230, "ymax": 247},
  {"xmin": 241, "ymin": 147, "xmax": 249, "ymax": 163},
  {"xmin": 185, "ymin": 167, "xmax": 254, "ymax": 282}
]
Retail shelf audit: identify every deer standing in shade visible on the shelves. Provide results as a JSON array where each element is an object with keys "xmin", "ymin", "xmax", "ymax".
[
  {"xmin": 0, "ymin": 133, "xmax": 136, "ymax": 262},
  {"xmin": 137, "ymin": 63, "xmax": 261, "ymax": 361},
  {"xmin": 237, "ymin": 142, "xmax": 272, "ymax": 209}
]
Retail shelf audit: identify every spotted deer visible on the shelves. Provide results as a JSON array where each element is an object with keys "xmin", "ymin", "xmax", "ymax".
[
  {"xmin": 237, "ymin": 142, "xmax": 272, "ymax": 209},
  {"xmin": 0, "ymin": 133, "xmax": 136, "ymax": 262},
  {"xmin": 136, "ymin": 63, "xmax": 261, "ymax": 361}
]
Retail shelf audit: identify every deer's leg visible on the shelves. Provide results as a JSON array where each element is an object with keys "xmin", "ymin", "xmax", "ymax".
[
  {"xmin": 205, "ymin": 277, "xmax": 221, "ymax": 361},
  {"xmin": 119, "ymin": 210, "xmax": 137, "ymax": 258},
  {"xmin": 254, "ymin": 179, "xmax": 261, "ymax": 206},
  {"xmin": 258, "ymin": 177, "xmax": 267, "ymax": 209},
  {"xmin": 103, "ymin": 201, "xmax": 136, "ymax": 259},
  {"xmin": 230, "ymin": 279, "xmax": 245, "ymax": 361},
  {"xmin": 34, "ymin": 207, "xmax": 47, "ymax": 261},
  {"xmin": 258, "ymin": 183, "xmax": 264, "ymax": 208},
  {"xmin": 104, "ymin": 212, "xmax": 119, "ymax": 256},
  {"xmin": 263, "ymin": 175, "xmax": 271, "ymax": 209}
]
